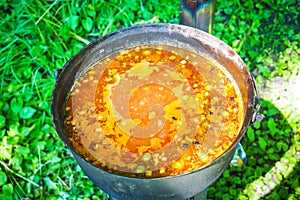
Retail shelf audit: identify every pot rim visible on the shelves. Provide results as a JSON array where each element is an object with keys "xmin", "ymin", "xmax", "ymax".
[{"xmin": 52, "ymin": 23, "xmax": 255, "ymax": 180}]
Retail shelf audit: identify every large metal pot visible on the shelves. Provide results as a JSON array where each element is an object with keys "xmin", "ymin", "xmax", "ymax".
[{"xmin": 52, "ymin": 24, "xmax": 258, "ymax": 200}]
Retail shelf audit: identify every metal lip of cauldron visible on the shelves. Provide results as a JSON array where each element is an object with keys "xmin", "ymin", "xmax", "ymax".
[{"xmin": 52, "ymin": 24, "xmax": 258, "ymax": 200}]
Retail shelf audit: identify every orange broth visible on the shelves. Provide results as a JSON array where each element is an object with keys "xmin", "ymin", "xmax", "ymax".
[{"xmin": 64, "ymin": 45, "xmax": 243, "ymax": 177}]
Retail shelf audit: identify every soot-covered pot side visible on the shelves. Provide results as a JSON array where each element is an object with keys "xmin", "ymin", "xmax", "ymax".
[{"xmin": 52, "ymin": 24, "xmax": 255, "ymax": 200}]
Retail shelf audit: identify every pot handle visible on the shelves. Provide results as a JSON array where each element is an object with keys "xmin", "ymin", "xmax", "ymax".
[
  {"xmin": 230, "ymin": 74, "xmax": 264, "ymax": 167},
  {"xmin": 250, "ymin": 73, "xmax": 264, "ymax": 124}
]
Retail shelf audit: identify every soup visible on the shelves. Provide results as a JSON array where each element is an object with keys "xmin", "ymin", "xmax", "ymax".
[{"xmin": 64, "ymin": 45, "xmax": 243, "ymax": 178}]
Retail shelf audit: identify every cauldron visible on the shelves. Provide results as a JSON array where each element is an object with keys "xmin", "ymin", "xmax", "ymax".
[{"xmin": 52, "ymin": 24, "xmax": 260, "ymax": 199}]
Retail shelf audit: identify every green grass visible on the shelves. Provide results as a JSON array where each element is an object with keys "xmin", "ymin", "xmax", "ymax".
[{"xmin": 0, "ymin": 0, "xmax": 299, "ymax": 199}]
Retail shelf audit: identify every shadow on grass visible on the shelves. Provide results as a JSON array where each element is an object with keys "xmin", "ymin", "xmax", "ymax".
[{"xmin": 207, "ymin": 99, "xmax": 299, "ymax": 199}]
